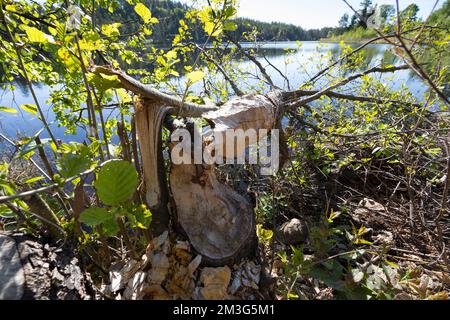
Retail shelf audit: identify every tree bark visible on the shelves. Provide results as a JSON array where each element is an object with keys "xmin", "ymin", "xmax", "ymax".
[{"xmin": 0, "ymin": 232, "xmax": 96, "ymax": 300}]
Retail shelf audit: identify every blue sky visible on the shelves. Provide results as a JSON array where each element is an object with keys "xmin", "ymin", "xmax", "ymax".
[{"xmin": 177, "ymin": 0, "xmax": 442, "ymax": 29}]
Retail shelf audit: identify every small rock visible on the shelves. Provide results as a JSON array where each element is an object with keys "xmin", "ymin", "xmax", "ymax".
[
  {"xmin": 275, "ymin": 218, "xmax": 308, "ymax": 245},
  {"xmin": 359, "ymin": 198, "xmax": 385, "ymax": 211},
  {"xmin": 150, "ymin": 231, "xmax": 168, "ymax": 251},
  {"xmin": 354, "ymin": 198, "xmax": 386, "ymax": 220},
  {"xmin": 373, "ymin": 231, "xmax": 394, "ymax": 247},
  {"xmin": 142, "ymin": 285, "xmax": 171, "ymax": 300}
]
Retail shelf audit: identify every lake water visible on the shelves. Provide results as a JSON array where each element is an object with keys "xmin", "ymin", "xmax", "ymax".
[{"xmin": 0, "ymin": 41, "xmax": 428, "ymax": 148}]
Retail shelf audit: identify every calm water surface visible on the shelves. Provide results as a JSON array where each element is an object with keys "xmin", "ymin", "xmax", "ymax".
[{"xmin": 0, "ymin": 41, "xmax": 428, "ymax": 147}]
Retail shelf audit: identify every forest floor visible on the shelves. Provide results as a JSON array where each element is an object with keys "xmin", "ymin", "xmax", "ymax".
[{"xmin": 1, "ymin": 143, "xmax": 450, "ymax": 300}]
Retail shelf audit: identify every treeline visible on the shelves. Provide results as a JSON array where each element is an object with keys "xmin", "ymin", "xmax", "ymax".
[
  {"xmin": 232, "ymin": 17, "xmax": 335, "ymax": 42},
  {"xmin": 330, "ymin": 0, "xmax": 450, "ymax": 41},
  {"xmin": 95, "ymin": 0, "xmax": 337, "ymax": 43},
  {"xmin": 429, "ymin": 0, "xmax": 450, "ymax": 28}
]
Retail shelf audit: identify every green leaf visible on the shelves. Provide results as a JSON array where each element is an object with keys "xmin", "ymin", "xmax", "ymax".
[
  {"xmin": 0, "ymin": 204, "xmax": 15, "ymax": 218},
  {"xmin": 79, "ymin": 207, "xmax": 112, "ymax": 226},
  {"xmin": 16, "ymin": 136, "xmax": 50, "ymax": 159},
  {"xmin": 78, "ymin": 31, "xmax": 104, "ymax": 51},
  {"xmin": 223, "ymin": 21, "xmax": 237, "ymax": 31},
  {"xmin": 101, "ymin": 216, "xmax": 120, "ymax": 236},
  {"xmin": 186, "ymin": 70, "xmax": 205, "ymax": 84},
  {"xmin": 0, "ymin": 106, "xmax": 18, "ymax": 114},
  {"xmin": 22, "ymin": 26, "xmax": 50, "ymax": 43},
  {"xmin": 20, "ymin": 104, "xmax": 37, "ymax": 115},
  {"xmin": 256, "ymin": 224, "xmax": 273, "ymax": 245},
  {"xmin": 287, "ymin": 293, "xmax": 299, "ymax": 299},
  {"xmin": 23, "ymin": 176, "xmax": 44, "ymax": 184},
  {"xmin": 101, "ymin": 23, "xmax": 121, "ymax": 37},
  {"xmin": 135, "ymin": 3, "xmax": 152, "ymax": 23},
  {"xmin": 133, "ymin": 204, "xmax": 152, "ymax": 229},
  {"xmin": 56, "ymin": 151, "xmax": 92, "ymax": 178},
  {"xmin": 94, "ymin": 160, "xmax": 138, "ymax": 206},
  {"xmin": 86, "ymin": 73, "xmax": 121, "ymax": 92}
]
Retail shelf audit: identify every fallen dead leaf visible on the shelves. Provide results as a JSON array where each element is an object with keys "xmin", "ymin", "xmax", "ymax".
[{"xmin": 200, "ymin": 266, "xmax": 231, "ymax": 300}]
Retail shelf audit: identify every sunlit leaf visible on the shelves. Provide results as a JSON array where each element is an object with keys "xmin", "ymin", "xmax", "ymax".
[
  {"xmin": 23, "ymin": 176, "xmax": 44, "ymax": 184},
  {"xmin": 0, "ymin": 106, "xmax": 18, "ymax": 114},
  {"xmin": 20, "ymin": 104, "xmax": 37, "ymax": 115},
  {"xmin": 94, "ymin": 160, "xmax": 138, "ymax": 206},
  {"xmin": 135, "ymin": 3, "xmax": 152, "ymax": 23},
  {"xmin": 186, "ymin": 70, "xmax": 205, "ymax": 84},
  {"xmin": 22, "ymin": 26, "xmax": 51, "ymax": 43},
  {"xmin": 223, "ymin": 21, "xmax": 237, "ymax": 31},
  {"xmin": 87, "ymin": 72, "xmax": 121, "ymax": 92},
  {"xmin": 56, "ymin": 151, "xmax": 92, "ymax": 178},
  {"xmin": 0, "ymin": 204, "xmax": 15, "ymax": 218},
  {"xmin": 101, "ymin": 23, "xmax": 121, "ymax": 37},
  {"xmin": 256, "ymin": 224, "xmax": 273, "ymax": 245}
]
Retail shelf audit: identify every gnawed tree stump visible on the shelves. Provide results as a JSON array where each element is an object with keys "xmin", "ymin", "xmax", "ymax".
[
  {"xmin": 91, "ymin": 66, "xmax": 284, "ymax": 265},
  {"xmin": 169, "ymin": 93, "xmax": 282, "ymax": 265},
  {"xmin": 0, "ymin": 232, "xmax": 96, "ymax": 300},
  {"xmin": 170, "ymin": 163, "xmax": 256, "ymax": 266}
]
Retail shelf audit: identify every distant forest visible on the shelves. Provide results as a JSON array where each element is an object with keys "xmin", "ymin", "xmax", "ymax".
[
  {"xmin": 330, "ymin": 0, "xmax": 450, "ymax": 41},
  {"xmin": 95, "ymin": 0, "xmax": 337, "ymax": 43}
]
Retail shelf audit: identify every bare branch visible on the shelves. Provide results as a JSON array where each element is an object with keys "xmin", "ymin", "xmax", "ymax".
[
  {"xmin": 89, "ymin": 65, "xmax": 218, "ymax": 117},
  {"xmin": 225, "ymin": 34, "xmax": 278, "ymax": 89},
  {"xmin": 284, "ymin": 89, "xmax": 423, "ymax": 109},
  {"xmin": 192, "ymin": 43, "xmax": 244, "ymax": 96},
  {"xmin": 284, "ymin": 64, "xmax": 410, "ymax": 108}
]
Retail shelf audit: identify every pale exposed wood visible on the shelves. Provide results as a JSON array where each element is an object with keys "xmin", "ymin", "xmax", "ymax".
[
  {"xmin": 167, "ymin": 93, "xmax": 284, "ymax": 264},
  {"xmin": 134, "ymin": 99, "xmax": 170, "ymax": 234},
  {"xmin": 170, "ymin": 163, "xmax": 256, "ymax": 265},
  {"xmin": 132, "ymin": 90, "xmax": 284, "ymax": 264},
  {"xmin": 203, "ymin": 92, "xmax": 281, "ymax": 160}
]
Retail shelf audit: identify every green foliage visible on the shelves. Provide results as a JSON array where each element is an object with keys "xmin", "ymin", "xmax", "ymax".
[
  {"xmin": 328, "ymin": 26, "xmax": 378, "ymax": 42},
  {"xmin": 56, "ymin": 142, "xmax": 97, "ymax": 178},
  {"xmin": 94, "ymin": 160, "xmax": 138, "ymax": 206},
  {"xmin": 429, "ymin": 0, "xmax": 450, "ymax": 28},
  {"xmin": 79, "ymin": 207, "xmax": 112, "ymax": 226},
  {"xmin": 0, "ymin": 106, "xmax": 17, "ymax": 113},
  {"xmin": 256, "ymin": 224, "xmax": 273, "ymax": 246},
  {"xmin": 20, "ymin": 104, "xmax": 37, "ymax": 115},
  {"xmin": 186, "ymin": 70, "xmax": 206, "ymax": 85},
  {"xmin": 134, "ymin": 3, "xmax": 153, "ymax": 24}
]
